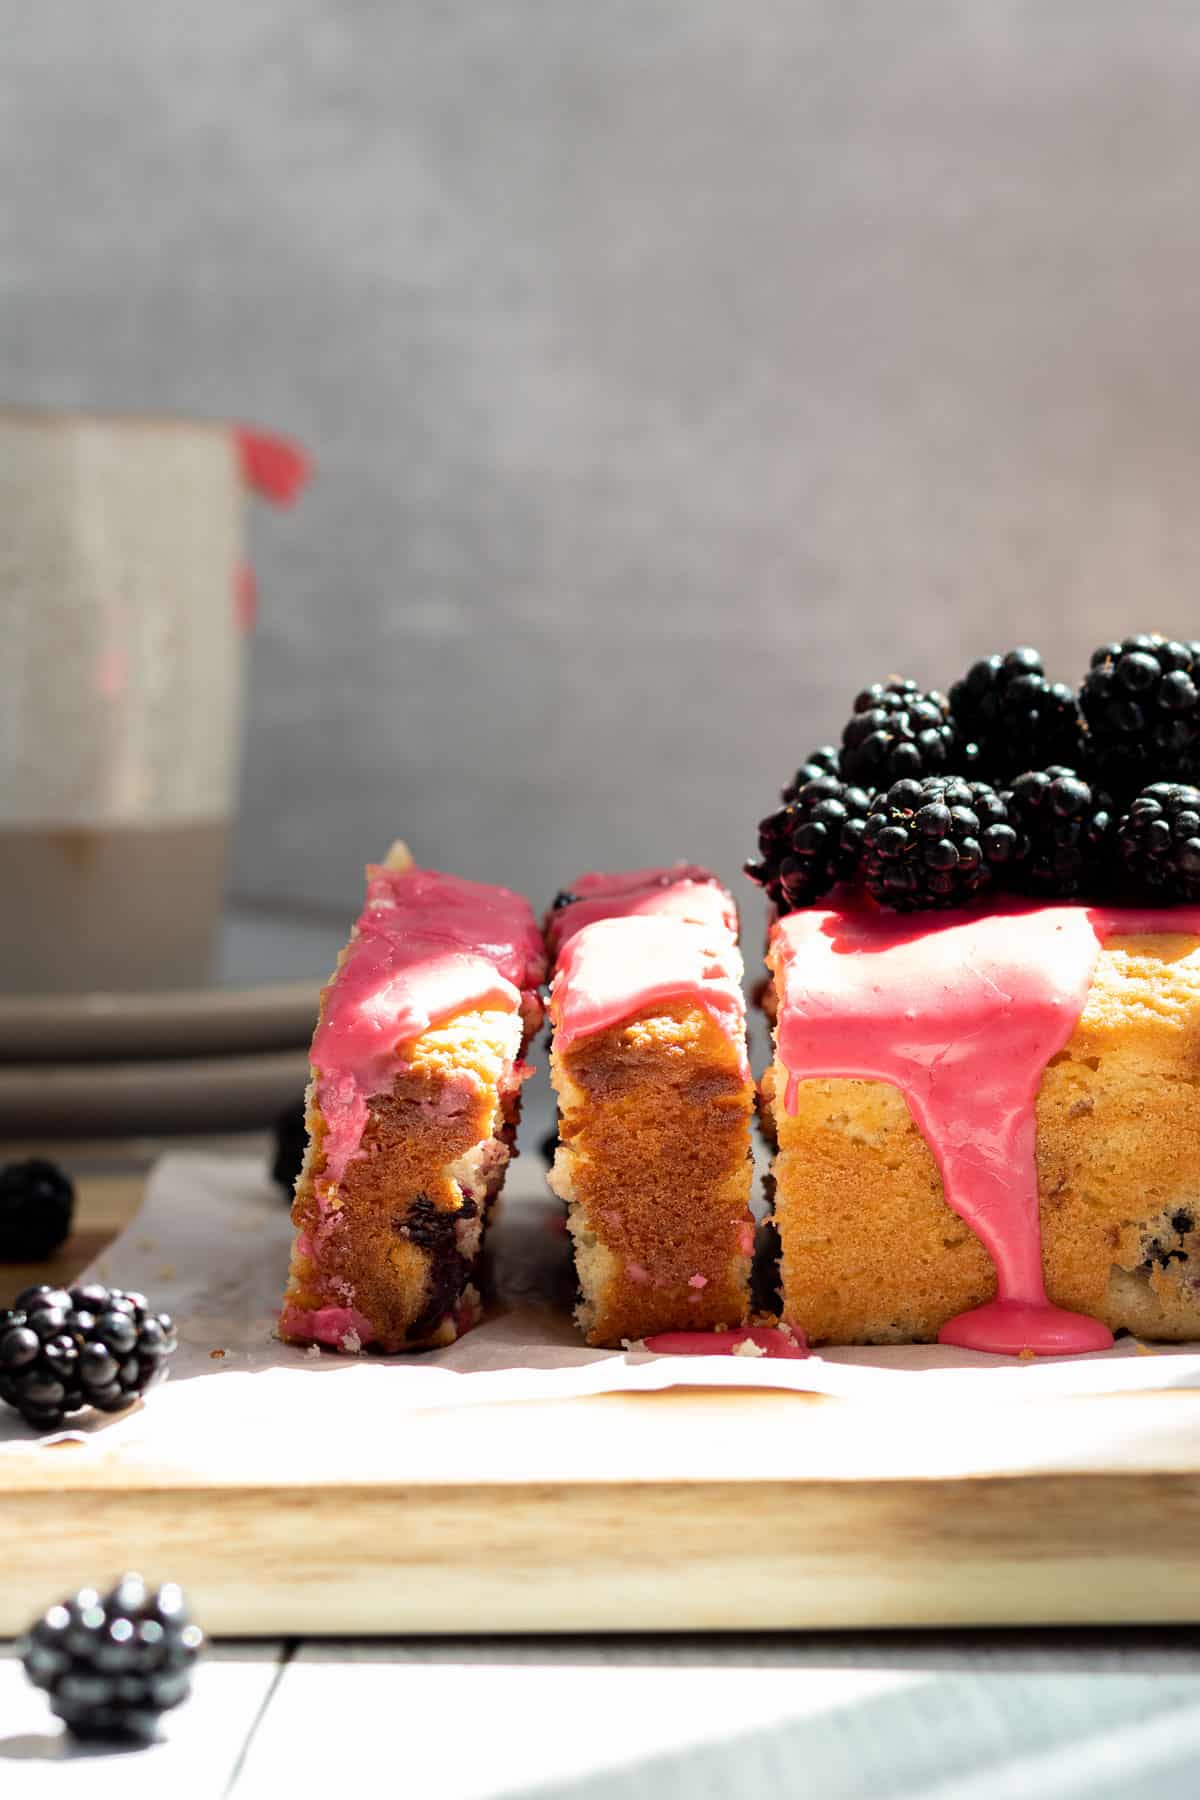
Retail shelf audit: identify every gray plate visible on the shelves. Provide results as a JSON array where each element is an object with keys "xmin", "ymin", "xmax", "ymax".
[
  {"xmin": 0, "ymin": 911, "xmax": 342, "ymax": 1062},
  {"xmin": 0, "ymin": 1048, "xmax": 311, "ymax": 1138}
]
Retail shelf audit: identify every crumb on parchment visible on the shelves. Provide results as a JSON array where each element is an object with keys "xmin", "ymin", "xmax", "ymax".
[{"xmin": 209, "ymin": 1348, "xmax": 226, "ymax": 1360}]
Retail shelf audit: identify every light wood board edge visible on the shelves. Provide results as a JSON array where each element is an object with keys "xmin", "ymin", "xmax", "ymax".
[{"xmin": 3, "ymin": 1469, "xmax": 1199, "ymax": 1636}]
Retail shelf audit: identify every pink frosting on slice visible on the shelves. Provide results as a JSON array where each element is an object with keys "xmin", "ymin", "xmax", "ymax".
[
  {"xmin": 548, "ymin": 866, "xmax": 747, "ymax": 1067},
  {"xmin": 312, "ymin": 861, "xmax": 544, "ymax": 1188},
  {"xmin": 771, "ymin": 896, "xmax": 1200, "ymax": 1357},
  {"xmin": 547, "ymin": 864, "xmax": 735, "ymax": 955}
]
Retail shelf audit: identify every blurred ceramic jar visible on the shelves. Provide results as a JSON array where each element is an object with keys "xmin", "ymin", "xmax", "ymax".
[{"xmin": 0, "ymin": 410, "xmax": 308, "ymax": 994}]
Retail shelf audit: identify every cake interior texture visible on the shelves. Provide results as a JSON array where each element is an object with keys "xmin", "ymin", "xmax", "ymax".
[
  {"xmin": 283, "ymin": 1007, "xmax": 527, "ymax": 1351},
  {"xmin": 550, "ymin": 1002, "xmax": 755, "ymax": 1344},
  {"xmin": 764, "ymin": 930, "xmax": 1200, "ymax": 1344}
]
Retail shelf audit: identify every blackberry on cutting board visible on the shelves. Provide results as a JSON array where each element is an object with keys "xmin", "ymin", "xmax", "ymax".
[
  {"xmin": 1080, "ymin": 636, "xmax": 1200, "ymax": 796},
  {"xmin": 840, "ymin": 679, "xmax": 964, "ymax": 787},
  {"xmin": 949, "ymin": 647, "xmax": 1082, "ymax": 781},
  {"xmin": 1005, "ymin": 767, "xmax": 1115, "ymax": 898},
  {"xmin": 1115, "ymin": 782, "xmax": 1200, "ymax": 901},
  {"xmin": 0, "ymin": 1158, "xmax": 75, "ymax": 1261},
  {"xmin": 0, "ymin": 1283, "xmax": 177, "ymax": 1430},
  {"xmin": 781, "ymin": 744, "xmax": 841, "ymax": 801},
  {"xmin": 861, "ymin": 776, "xmax": 1022, "ymax": 911},
  {"xmin": 745, "ymin": 774, "xmax": 872, "ymax": 913},
  {"xmin": 20, "ymin": 1573, "xmax": 204, "ymax": 1741}
]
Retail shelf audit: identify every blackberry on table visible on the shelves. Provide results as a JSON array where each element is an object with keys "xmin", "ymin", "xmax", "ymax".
[
  {"xmin": 1115, "ymin": 782, "xmax": 1200, "ymax": 901},
  {"xmin": 1080, "ymin": 635, "xmax": 1200, "ymax": 796},
  {"xmin": 271, "ymin": 1099, "xmax": 308, "ymax": 1197},
  {"xmin": 0, "ymin": 1283, "xmax": 177, "ymax": 1431},
  {"xmin": 745, "ymin": 774, "xmax": 872, "ymax": 913},
  {"xmin": 840, "ymin": 679, "xmax": 964, "ymax": 787},
  {"xmin": 861, "ymin": 776, "xmax": 1022, "ymax": 911},
  {"xmin": 1005, "ymin": 767, "xmax": 1115, "ymax": 898},
  {"xmin": 20, "ymin": 1572, "xmax": 203, "ymax": 1741},
  {"xmin": 949, "ymin": 647, "xmax": 1082, "ymax": 781},
  {"xmin": 0, "ymin": 1158, "xmax": 75, "ymax": 1261},
  {"xmin": 781, "ymin": 744, "xmax": 841, "ymax": 801}
]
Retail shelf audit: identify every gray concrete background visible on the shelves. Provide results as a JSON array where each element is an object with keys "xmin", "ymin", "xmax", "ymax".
[{"xmin": 6, "ymin": 3, "xmax": 1200, "ymax": 936}]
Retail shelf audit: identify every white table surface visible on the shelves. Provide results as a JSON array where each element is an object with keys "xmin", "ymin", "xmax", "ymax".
[{"xmin": 4, "ymin": 1632, "xmax": 1200, "ymax": 1800}]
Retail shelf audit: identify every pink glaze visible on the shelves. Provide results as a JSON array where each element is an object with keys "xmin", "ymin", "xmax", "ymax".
[
  {"xmin": 643, "ymin": 1326, "xmax": 810, "ymax": 1360},
  {"xmin": 548, "ymin": 867, "xmax": 748, "ymax": 1072},
  {"xmin": 772, "ymin": 896, "xmax": 1200, "ymax": 1356},
  {"xmin": 312, "ymin": 861, "xmax": 544, "ymax": 1188},
  {"xmin": 279, "ymin": 1303, "xmax": 374, "ymax": 1350},
  {"xmin": 547, "ymin": 865, "xmax": 736, "ymax": 955}
]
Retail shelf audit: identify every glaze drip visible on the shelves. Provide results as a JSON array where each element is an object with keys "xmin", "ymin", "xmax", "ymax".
[{"xmin": 771, "ymin": 896, "xmax": 1200, "ymax": 1355}]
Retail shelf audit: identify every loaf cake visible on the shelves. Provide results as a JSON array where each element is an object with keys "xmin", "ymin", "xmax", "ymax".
[
  {"xmin": 545, "ymin": 867, "xmax": 756, "ymax": 1347},
  {"xmin": 744, "ymin": 638, "xmax": 1200, "ymax": 1354},
  {"xmin": 761, "ymin": 897, "xmax": 1200, "ymax": 1352},
  {"xmin": 279, "ymin": 844, "xmax": 545, "ymax": 1352}
]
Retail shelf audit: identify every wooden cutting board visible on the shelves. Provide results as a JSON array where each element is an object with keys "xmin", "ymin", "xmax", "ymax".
[{"xmin": 3, "ymin": 1174, "xmax": 1200, "ymax": 1638}]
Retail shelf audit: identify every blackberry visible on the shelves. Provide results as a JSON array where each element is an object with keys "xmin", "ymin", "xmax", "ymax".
[
  {"xmin": 0, "ymin": 1283, "xmax": 177, "ymax": 1431},
  {"xmin": 840, "ymin": 679, "xmax": 963, "ymax": 787},
  {"xmin": 1005, "ymin": 767, "xmax": 1115, "ymax": 898},
  {"xmin": 949, "ymin": 647, "xmax": 1082, "ymax": 781},
  {"xmin": 861, "ymin": 776, "xmax": 1022, "ymax": 911},
  {"xmin": 1080, "ymin": 636, "xmax": 1200, "ymax": 796},
  {"xmin": 20, "ymin": 1573, "xmax": 203, "ymax": 1741},
  {"xmin": 1115, "ymin": 782, "xmax": 1200, "ymax": 901},
  {"xmin": 745, "ymin": 775, "xmax": 872, "ymax": 913},
  {"xmin": 271, "ymin": 1099, "xmax": 308, "ymax": 1197},
  {"xmin": 781, "ymin": 744, "xmax": 841, "ymax": 802},
  {"xmin": 0, "ymin": 1158, "xmax": 74, "ymax": 1261}
]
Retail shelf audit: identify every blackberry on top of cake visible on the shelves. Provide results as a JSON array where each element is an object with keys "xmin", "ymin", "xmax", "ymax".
[{"xmin": 745, "ymin": 635, "xmax": 1200, "ymax": 914}]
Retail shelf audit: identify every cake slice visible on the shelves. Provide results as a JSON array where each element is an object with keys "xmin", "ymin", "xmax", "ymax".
[
  {"xmin": 280, "ymin": 845, "xmax": 545, "ymax": 1352},
  {"xmin": 762, "ymin": 896, "xmax": 1200, "ymax": 1351},
  {"xmin": 545, "ymin": 866, "xmax": 756, "ymax": 1347}
]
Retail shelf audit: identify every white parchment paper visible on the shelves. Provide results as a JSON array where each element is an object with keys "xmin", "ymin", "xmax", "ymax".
[{"xmin": 4, "ymin": 1151, "xmax": 1200, "ymax": 1456}]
